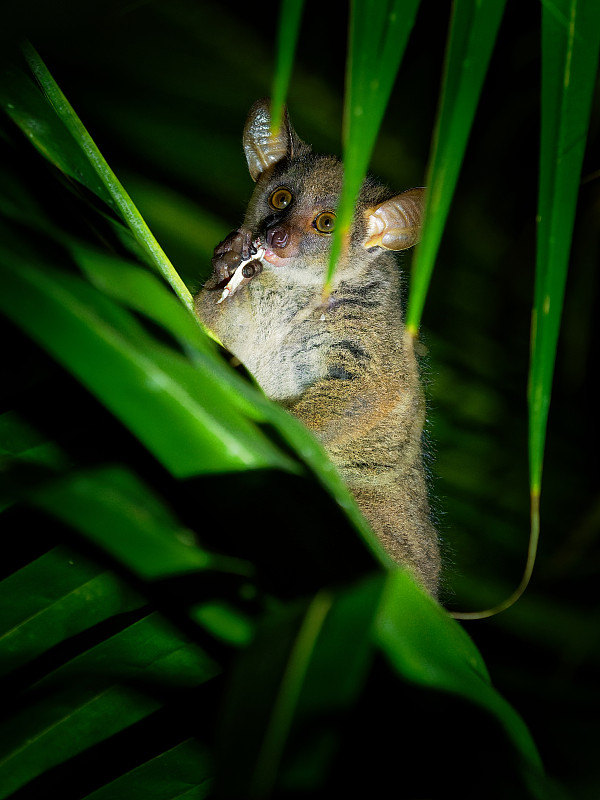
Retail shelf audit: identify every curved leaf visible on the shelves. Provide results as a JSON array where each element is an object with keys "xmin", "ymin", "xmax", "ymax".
[
  {"xmin": 80, "ymin": 740, "xmax": 213, "ymax": 800},
  {"xmin": 0, "ymin": 547, "xmax": 143, "ymax": 678},
  {"xmin": 374, "ymin": 570, "xmax": 541, "ymax": 769},
  {"xmin": 406, "ymin": 0, "xmax": 507, "ymax": 333},
  {"xmin": 0, "ymin": 613, "xmax": 218, "ymax": 799},
  {"xmin": 216, "ymin": 572, "xmax": 546, "ymax": 796},
  {"xmin": 530, "ymin": 0, "xmax": 600, "ymax": 493},
  {"xmin": 327, "ymin": 0, "xmax": 421, "ymax": 289},
  {"xmin": 32, "ymin": 466, "xmax": 252, "ymax": 582},
  {"xmin": 271, "ymin": 0, "xmax": 305, "ymax": 134},
  {"xmin": 0, "ymin": 251, "xmax": 300, "ymax": 478},
  {"xmin": 20, "ymin": 43, "xmax": 194, "ymax": 311}
]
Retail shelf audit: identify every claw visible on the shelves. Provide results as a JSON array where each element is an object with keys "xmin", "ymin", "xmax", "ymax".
[
  {"xmin": 212, "ymin": 229, "xmax": 258, "ymax": 282},
  {"xmin": 217, "ymin": 247, "xmax": 265, "ymax": 303},
  {"xmin": 239, "ymin": 230, "xmax": 254, "ymax": 262}
]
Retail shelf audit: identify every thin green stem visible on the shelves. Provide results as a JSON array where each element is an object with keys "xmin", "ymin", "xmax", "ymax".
[
  {"xmin": 22, "ymin": 41, "xmax": 194, "ymax": 314},
  {"xmin": 271, "ymin": 0, "xmax": 305, "ymax": 136},
  {"xmin": 451, "ymin": 492, "xmax": 540, "ymax": 620},
  {"xmin": 250, "ymin": 592, "xmax": 333, "ymax": 798}
]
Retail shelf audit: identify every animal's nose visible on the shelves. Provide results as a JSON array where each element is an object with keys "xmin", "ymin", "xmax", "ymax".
[{"xmin": 266, "ymin": 227, "xmax": 288, "ymax": 249}]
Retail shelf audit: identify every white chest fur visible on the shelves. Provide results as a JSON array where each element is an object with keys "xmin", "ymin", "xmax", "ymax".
[{"xmin": 214, "ymin": 274, "xmax": 333, "ymax": 403}]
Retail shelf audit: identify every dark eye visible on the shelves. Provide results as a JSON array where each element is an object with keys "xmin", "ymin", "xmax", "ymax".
[
  {"xmin": 269, "ymin": 188, "xmax": 293, "ymax": 210},
  {"xmin": 314, "ymin": 211, "xmax": 336, "ymax": 234}
]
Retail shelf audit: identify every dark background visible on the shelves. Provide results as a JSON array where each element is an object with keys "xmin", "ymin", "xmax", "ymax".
[{"xmin": 2, "ymin": 0, "xmax": 599, "ymax": 795}]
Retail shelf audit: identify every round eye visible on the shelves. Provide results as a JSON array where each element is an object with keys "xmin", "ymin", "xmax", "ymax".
[
  {"xmin": 269, "ymin": 188, "xmax": 293, "ymax": 210},
  {"xmin": 313, "ymin": 211, "xmax": 336, "ymax": 234}
]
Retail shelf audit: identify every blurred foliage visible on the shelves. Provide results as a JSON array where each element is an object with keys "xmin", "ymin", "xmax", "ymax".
[{"xmin": 0, "ymin": 0, "xmax": 599, "ymax": 798}]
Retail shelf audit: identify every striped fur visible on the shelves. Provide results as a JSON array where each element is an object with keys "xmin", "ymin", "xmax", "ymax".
[{"xmin": 195, "ymin": 100, "xmax": 440, "ymax": 596}]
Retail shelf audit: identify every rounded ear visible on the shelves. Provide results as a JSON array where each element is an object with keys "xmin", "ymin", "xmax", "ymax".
[
  {"xmin": 363, "ymin": 188, "xmax": 426, "ymax": 251},
  {"xmin": 242, "ymin": 98, "xmax": 304, "ymax": 182}
]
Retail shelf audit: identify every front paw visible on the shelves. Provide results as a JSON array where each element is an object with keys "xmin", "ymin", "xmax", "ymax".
[{"xmin": 211, "ymin": 228, "xmax": 256, "ymax": 283}]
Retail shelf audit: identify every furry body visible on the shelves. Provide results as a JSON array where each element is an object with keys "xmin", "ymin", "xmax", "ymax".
[{"xmin": 195, "ymin": 100, "xmax": 440, "ymax": 595}]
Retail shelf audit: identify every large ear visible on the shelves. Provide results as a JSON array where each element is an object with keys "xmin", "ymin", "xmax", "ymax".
[
  {"xmin": 363, "ymin": 188, "xmax": 426, "ymax": 251},
  {"xmin": 242, "ymin": 98, "xmax": 304, "ymax": 182}
]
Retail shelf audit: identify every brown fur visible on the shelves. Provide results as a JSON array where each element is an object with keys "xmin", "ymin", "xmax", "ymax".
[{"xmin": 195, "ymin": 99, "xmax": 440, "ymax": 596}]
